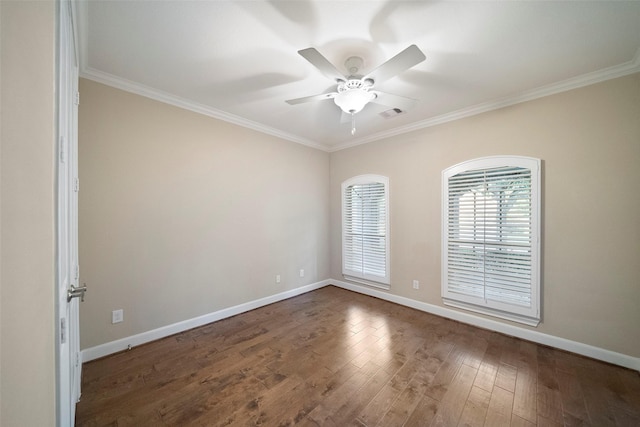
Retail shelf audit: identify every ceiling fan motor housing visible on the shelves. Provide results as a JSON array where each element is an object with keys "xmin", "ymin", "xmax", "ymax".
[
  {"xmin": 344, "ymin": 56, "xmax": 364, "ymax": 76},
  {"xmin": 338, "ymin": 79, "xmax": 371, "ymax": 91}
]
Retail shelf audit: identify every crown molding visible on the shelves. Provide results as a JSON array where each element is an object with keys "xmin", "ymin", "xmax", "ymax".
[
  {"xmin": 79, "ymin": 44, "xmax": 639, "ymax": 154},
  {"xmin": 328, "ymin": 48, "xmax": 640, "ymax": 152},
  {"xmin": 79, "ymin": 67, "xmax": 329, "ymax": 152},
  {"xmin": 74, "ymin": 0, "xmax": 330, "ymax": 152}
]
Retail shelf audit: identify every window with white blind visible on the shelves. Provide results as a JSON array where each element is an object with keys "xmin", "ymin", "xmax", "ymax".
[
  {"xmin": 342, "ymin": 175, "xmax": 390, "ymax": 288},
  {"xmin": 442, "ymin": 156, "xmax": 541, "ymax": 326}
]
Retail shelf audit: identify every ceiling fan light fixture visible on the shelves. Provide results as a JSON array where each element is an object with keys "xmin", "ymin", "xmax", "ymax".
[{"xmin": 334, "ymin": 88, "xmax": 375, "ymax": 114}]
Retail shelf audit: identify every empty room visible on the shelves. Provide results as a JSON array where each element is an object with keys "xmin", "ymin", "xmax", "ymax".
[{"xmin": 1, "ymin": 1, "xmax": 639, "ymax": 426}]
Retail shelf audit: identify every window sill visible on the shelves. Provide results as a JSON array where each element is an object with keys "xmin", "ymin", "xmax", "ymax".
[
  {"xmin": 443, "ymin": 298, "xmax": 540, "ymax": 327},
  {"xmin": 343, "ymin": 275, "xmax": 390, "ymax": 291}
]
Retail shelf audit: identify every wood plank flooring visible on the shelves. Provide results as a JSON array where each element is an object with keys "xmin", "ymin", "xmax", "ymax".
[{"xmin": 76, "ymin": 286, "xmax": 640, "ymax": 426}]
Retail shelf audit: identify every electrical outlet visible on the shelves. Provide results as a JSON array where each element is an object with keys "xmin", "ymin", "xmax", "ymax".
[
  {"xmin": 112, "ymin": 309, "xmax": 123, "ymax": 324},
  {"xmin": 299, "ymin": 269, "xmax": 305, "ymax": 278},
  {"xmin": 276, "ymin": 274, "xmax": 281, "ymax": 284},
  {"xmin": 412, "ymin": 280, "xmax": 419, "ymax": 290}
]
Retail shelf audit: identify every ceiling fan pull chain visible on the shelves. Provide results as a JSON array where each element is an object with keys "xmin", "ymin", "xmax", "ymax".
[{"xmin": 351, "ymin": 113, "xmax": 356, "ymax": 136}]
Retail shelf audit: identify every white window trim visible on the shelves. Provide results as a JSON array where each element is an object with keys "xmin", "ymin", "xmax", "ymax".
[
  {"xmin": 442, "ymin": 156, "xmax": 541, "ymax": 326},
  {"xmin": 342, "ymin": 174, "xmax": 390, "ymax": 288}
]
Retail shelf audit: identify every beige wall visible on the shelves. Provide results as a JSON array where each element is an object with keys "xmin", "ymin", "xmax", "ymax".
[
  {"xmin": 79, "ymin": 71, "xmax": 639, "ymax": 361},
  {"xmin": 0, "ymin": 1, "xmax": 57, "ymax": 426},
  {"xmin": 330, "ymin": 73, "xmax": 640, "ymax": 358},
  {"xmin": 78, "ymin": 79, "xmax": 331, "ymax": 349},
  {"xmin": 80, "ymin": 73, "xmax": 640, "ymax": 361}
]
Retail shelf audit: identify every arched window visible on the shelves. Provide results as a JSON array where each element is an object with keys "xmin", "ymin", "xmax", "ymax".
[
  {"xmin": 342, "ymin": 175, "xmax": 390, "ymax": 288},
  {"xmin": 442, "ymin": 156, "xmax": 541, "ymax": 325}
]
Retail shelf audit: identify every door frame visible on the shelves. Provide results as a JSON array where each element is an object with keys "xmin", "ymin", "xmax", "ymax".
[{"xmin": 56, "ymin": 0, "xmax": 81, "ymax": 425}]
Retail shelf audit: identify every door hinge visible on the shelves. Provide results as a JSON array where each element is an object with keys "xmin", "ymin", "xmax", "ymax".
[
  {"xmin": 75, "ymin": 352, "xmax": 80, "ymax": 367},
  {"xmin": 59, "ymin": 136, "xmax": 66, "ymax": 164},
  {"xmin": 75, "ymin": 91, "xmax": 80, "ymax": 106},
  {"xmin": 60, "ymin": 317, "xmax": 67, "ymax": 344},
  {"xmin": 75, "ymin": 264, "xmax": 80, "ymax": 280},
  {"xmin": 73, "ymin": 178, "xmax": 79, "ymax": 192}
]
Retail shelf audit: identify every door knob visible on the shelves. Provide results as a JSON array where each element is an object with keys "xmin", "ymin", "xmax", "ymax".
[{"xmin": 67, "ymin": 284, "xmax": 87, "ymax": 302}]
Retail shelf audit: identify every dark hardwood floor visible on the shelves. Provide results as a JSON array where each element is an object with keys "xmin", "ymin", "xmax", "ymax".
[{"xmin": 76, "ymin": 286, "xmax": 640, "ymax": 426}]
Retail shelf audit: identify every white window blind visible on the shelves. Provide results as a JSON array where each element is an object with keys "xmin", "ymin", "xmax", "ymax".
[
  {"xmin": 342, "ymin": 175, "xmax": 390, "ymax": 287},
  {"xmin": 442, "ymin": 157, "xmax": 541, "ymax": 326}
]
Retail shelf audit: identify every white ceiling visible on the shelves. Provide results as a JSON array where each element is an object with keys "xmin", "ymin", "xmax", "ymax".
[{"xmin": 77, "ymin": 1, "xmax": 640, "ymax": 152}]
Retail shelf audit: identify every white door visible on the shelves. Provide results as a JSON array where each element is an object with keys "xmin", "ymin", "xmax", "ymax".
[{"xmin": 57, "ymin": 1, "xmax": 83, "ymax": 425}]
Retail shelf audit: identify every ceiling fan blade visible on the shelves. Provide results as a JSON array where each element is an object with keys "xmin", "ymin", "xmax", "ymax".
[
  {"xmin": 285, "ymin": 92, "xmax": 338, "ymax": 105},
  {"xmin": 298, "ymin": 48, "xmax": 347, "ymax": 84},
  {"xmin": 371, "ymin": 91, "xmax": 419, "ymax": 111},
  {"xmin": 363, "ymin": 45, "xmax": 426, "ymax": 86}
]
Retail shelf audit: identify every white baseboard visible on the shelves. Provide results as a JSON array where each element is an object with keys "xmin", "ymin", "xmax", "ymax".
[
  {"xmin": 82, "ymin": 278, "xmax": 639, "ymax": 372},
  {"xmin": 81, "ymin": 279, "xmax": 331, "ymax": 362},
  {"xmin": 331, "ymin": 279, "xmax": 640, "ymax": 372}
]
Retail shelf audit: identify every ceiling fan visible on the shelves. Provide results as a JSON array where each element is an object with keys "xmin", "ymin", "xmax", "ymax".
[{"xmin": 286, "ymin": 45, "xmax": 426, "ymax": 135}]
